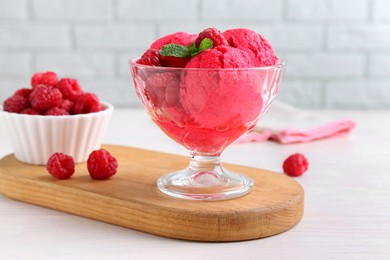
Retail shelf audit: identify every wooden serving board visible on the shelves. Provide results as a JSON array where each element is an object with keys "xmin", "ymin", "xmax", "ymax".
[{"xmin": 0, "ymin": 144, "xmax": 304, "ymax": 242}]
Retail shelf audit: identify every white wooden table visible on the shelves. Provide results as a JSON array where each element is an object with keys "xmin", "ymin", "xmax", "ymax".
[{"xmin": 1, "ymin": 108, "xmax": 389, "ymax": 259}]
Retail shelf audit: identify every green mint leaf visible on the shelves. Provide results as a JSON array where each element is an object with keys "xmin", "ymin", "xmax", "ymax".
[
  {"xmin": 189, "ymin": 38, "xmax": 214, "ymax": 57},
  {"xmin": 188, "ymin": 42, "xmax": 198, "ymax": 55},
  {"xmin": 159, "ymin": 43, "xmax": 190, "ymax": 58},
  {"xmin": 198, "ymin": 38, "xmax": 213, "ymax": 52}
]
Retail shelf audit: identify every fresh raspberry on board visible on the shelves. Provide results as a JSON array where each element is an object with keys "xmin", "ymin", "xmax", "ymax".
[
  {"xmin": 3, "ymin": 95, "xmax": 29, "ymax": 113},
  {"xmin": 283, "ymin": 153, "xmax": 309, "ymax": 177},
  {"xmin": 45, "ymin": 107, "xmax": 70, "ymax": 116},
  {"xmin": 14, "ymin": 88, "xmax": 33, "ymax": 99},
  {"xmin": 29, "ymin": 85, "xmax": 63, "ymax": 112},
  {"xmin": 137, "ymin": 49, "xmax": 162, "ymax": 66},
  {"xmin": 31, "ymin": 71, "xmax": 59, "ymax": 88},
  {"xmin": 195, "ymin": 28, "xmax": 228, "ymax": 49},
  {"xmin": 56, "ymin": 78, "xmax": 82, "ymax": 101},
  {"xmin": 87, "ymin": 149, "xmax": 118, "ymax": 180},
  {"xmin": 72, "ymin": 92, "xmax": 101, "ymax": 114},
  {"xmin": 46, "ymin": 153, "xmax": 75, "ymax": 179},
  {"xmin": 20, "ymin": 108, "xmax": 40, "ymax": 115}
]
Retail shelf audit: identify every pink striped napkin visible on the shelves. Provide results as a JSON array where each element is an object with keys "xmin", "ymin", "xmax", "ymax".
[{"xmin": 237, "ymin": 101, "xmax": 356, "ymax": 144}]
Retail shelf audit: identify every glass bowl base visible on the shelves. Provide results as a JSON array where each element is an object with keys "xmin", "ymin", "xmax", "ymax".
[{"xmin": 157, "ymin": 168, "xmax": 254, "ymax": 201}]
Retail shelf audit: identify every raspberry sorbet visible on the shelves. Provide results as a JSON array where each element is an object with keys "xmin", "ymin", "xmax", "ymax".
[{"xmin": 133, "ymin": 28, "xmax": 280, "ymax": 155}]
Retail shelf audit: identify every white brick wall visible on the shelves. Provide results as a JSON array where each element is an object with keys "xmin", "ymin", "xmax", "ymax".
[
  {"xmin": 286, "ymin": 0, "xmax": 368, "ymax": 21},
  {"xmin": 0, "ymin": 0, "xmax": 390, "ymax": 109},
  {"xmin": 373, "ymin": 0, "xmax": 390, "ymax": 21},
  {"xmin": 284, "ymin": 54, "xmax": 365, "ymax": 78},
  {"xmin": 0, "ymin": 0, "xmax": 27, "ymax": 19},
  {"xmin": 35, "ymin": 53, "xmax": 114, "ymax": 78},
  {"xmin": 328, "ymin": 26, "xmax": 390, "ymax": 50},
  {"xmin": 369, "ymin": 55, "xmax": 390, "ymax": 77},
  {"xmin": 0, "ymin": 53, "xmax": 30, "ymax": 77},
  {"xmin": 325, "ymin": 80, "xmax": 390, "ymax": 108},
  {"xmin": 74, "ymin": 25, "xmax": 154, "ymax": 49},
  {"xmin": 278, "ymin": 80, "xmax": 324, "ymax": 108},
  {"xmin": 201, "ymin": 0, "xmax": 282, "ymax": 21},
  {"xmin": 32, "ymin": 0, "xmax": 112, "ymax": 21},
  {"xmin": 0, "ymin": 24, "xmax": 70, "ymax": 49},
  {"xmin": 254, "ymin": 25, "xmax": 324, "ymax": 51},
  {"xmin": 117, "ymin": 0, "xmax": 198, "ymax": 21}
]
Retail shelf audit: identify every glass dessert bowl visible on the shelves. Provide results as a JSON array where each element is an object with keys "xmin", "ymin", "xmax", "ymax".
[{"xmin": 130, "ymin": 59, "xmax": 284, "ymax": 200}]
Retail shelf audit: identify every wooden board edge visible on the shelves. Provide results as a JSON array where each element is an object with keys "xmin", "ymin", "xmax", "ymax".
[{"xmin": 0, "ymin": 170, "xmax": 304, "ymax": 242}]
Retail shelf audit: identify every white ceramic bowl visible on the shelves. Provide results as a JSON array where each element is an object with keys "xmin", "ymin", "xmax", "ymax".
[{"xmin": 0, "ymin": 102, "xmax": 113, "ymax": 165}]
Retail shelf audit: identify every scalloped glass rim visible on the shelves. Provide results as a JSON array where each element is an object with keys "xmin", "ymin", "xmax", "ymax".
[{"xmin": 129, "ymin": 57, "xmax": 284, "ymax": 71}]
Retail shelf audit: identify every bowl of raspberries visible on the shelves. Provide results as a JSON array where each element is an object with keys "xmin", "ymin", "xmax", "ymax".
[{"xmin": 0, "ymin": 71, "xmax": 113, "ymax": 165}]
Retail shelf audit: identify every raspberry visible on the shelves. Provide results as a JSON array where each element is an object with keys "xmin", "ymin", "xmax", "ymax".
[
  {"xmin": 29, "ymin": 85, "xmax": 63, "ymax": 112},
  {"xmin": 45, "ymin": 107, "xmax": 70, "ymax": 116},
  {"xmin": 14, "ymin": 88, "xmax": 32, "ymax": 99},
  {"xmin": 20, "ymin": 108, "xmax": 40, "ymax": 115},
  {"xmin": 283, "ymin": 153, "xmax": 309, "ymax": 177},
  {"xmin": 72, "ymin": 92, "xmax": 101, "ymax": 114},
  {"xmin": 87, "ymin": 149, "xmax": 118, "ymax": 180},
  {"xmin": 59, "ymin": 99, "xmax": 74, "ymax": 112},
  {"xmin": 137, "ymin": 49, "xmax": 162, "ymax": 66},
  {"xmin": 56, "ymin": 78, "xmax": 82, "ymax": 101},
  {"xmin": 31, "ymin": 71, "xmax": 59, "ymax": 88},
  {"xmin": 46, "ymin": 153, "xmax": 75, "ymax": 179},
  {"xmin": 99, "ymin": 103, "xmax": 107, "ymax": 111},
  {"xmin": 195, "ymin": 28, "xmax": 228, "ymax": 49},
  {"xmin": 3, "ymin": 95, "xmax": 29, "ymax": 113}
]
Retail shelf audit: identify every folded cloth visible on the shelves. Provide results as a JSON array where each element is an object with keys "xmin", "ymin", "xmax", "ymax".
[{"xmin": 236, "ymin": 101, "xmax": 356, "ymax": 144}]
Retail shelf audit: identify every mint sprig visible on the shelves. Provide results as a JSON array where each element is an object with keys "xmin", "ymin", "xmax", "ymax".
[
  {"xmin": 159, "ymin": 38, "xmax": 214, "ymax": 58},
  {"xmin": 199, "ymin": 38, "xmax": 213, "ymax": 52},
  {"xmin": 159, "ymin": 44, "xmax": 190, "ymax": 58},
  {"xmin": 188, "ymin": 42, "xmax": 197, "ymax": 55},
  {"xmin": 190, "ymin": 38, "xmax": 213, "ymax": 57}
]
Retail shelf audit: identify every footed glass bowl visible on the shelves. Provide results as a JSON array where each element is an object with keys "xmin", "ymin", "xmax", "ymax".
[{"xmin": 130, "ymin": 59, "xmax": 284, "ymax": 200}]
